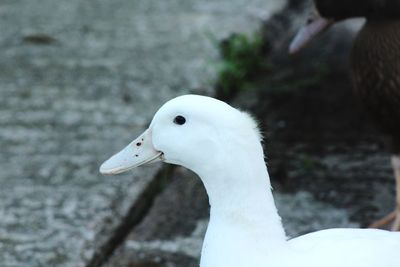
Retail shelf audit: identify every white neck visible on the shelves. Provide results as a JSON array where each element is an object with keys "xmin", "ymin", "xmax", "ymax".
[{"xmin": 193, "ymin": 135, "xmax": 288, "ymax": 267}]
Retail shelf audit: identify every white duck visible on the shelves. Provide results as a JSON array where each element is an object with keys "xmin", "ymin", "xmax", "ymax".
[{"xmin": 100, "ymin": 95, "xmax": 400, "ymax": 267}]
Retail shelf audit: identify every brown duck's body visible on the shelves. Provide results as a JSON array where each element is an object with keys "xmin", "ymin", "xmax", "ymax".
[
  {"xmin": 352, "ymin": 20, "xmax": 400, "ymax": 153},
  {"xmin": 351, "ymin": 19, "xmax": 400, "ymax": 230}
]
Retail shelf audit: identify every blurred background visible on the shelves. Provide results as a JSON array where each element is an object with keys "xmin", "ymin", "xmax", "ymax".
[{"xmin": 0, "ymin": 0, "xmax": 395, "ymax": 266}]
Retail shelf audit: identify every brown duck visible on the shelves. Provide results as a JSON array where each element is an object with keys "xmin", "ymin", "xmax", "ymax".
[{"xmin": 290, "ymin": 0, "xmax": 400, "ymax": 231}]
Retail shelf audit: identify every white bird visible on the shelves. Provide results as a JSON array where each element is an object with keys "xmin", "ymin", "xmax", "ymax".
[{"xmin": 100, "ymin": 95, "xmax": 400, "ymax": 267}]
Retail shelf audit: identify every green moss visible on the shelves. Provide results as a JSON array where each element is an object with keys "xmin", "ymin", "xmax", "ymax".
[{"xmin": 215, "ymin": 33, "xmax": 271, "ymax": 99}]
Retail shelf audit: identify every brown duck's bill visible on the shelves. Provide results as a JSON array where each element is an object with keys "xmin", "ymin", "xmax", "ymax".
[
  {"xmin": 289, "ymin": 15, "xmax": 334, "ymax": 54},
  {"xmin": 99, "ymin": 129, "xmax": 163, "ymax": 175}
]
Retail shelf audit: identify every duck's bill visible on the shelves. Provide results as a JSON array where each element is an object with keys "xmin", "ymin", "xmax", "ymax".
[
  {"xmin": 99, "ymin": 129, "xmax": 163, "ymax": 175},
  {"xmin": 289, "ymin": 14, "xmax": 334, "ymax": 54}
]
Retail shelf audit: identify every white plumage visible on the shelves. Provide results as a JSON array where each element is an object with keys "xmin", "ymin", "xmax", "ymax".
[{"xmin": 100, "ymin": 95, "xmax": 400, "ymax": 267}]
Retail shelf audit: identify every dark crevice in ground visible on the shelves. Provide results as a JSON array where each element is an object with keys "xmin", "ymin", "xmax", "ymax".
[
  {"xmin": 85, "ymin": 166, "xmax": 176, "ymax": 267},
  {"xmin": 130, "ymin": 168, "xmax": 209, "ymax": 241}
]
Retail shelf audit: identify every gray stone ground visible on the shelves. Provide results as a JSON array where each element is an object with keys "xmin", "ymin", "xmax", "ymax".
[{"xmin": 0, "ymin": 0, "xmax": 286, "ymax": 266}]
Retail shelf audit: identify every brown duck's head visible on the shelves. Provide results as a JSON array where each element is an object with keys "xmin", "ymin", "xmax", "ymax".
[{"xmin": 289, "ymin": 0, "xmax": 400, "ymax": 54}]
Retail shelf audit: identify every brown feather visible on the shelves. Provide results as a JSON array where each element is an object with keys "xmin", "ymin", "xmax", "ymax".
[{"xmin": 351, "ymin": 20, "xmax": 400, "ymax": 152}]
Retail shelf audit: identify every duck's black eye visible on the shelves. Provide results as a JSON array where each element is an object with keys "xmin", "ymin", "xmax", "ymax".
[{"xmin": 173, "ymin": 115, "xmax": 186, "ymax": 125}]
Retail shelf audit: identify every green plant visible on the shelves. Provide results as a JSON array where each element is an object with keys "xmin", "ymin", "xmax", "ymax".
[{"xmin": 216, "ymin": 33, "xmax": 271, "ymax": 99}]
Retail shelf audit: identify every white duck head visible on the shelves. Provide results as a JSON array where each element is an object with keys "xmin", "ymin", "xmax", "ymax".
[{"xmin": 100, "ymin": 94, "xmax": 261, "ymax": 178}]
